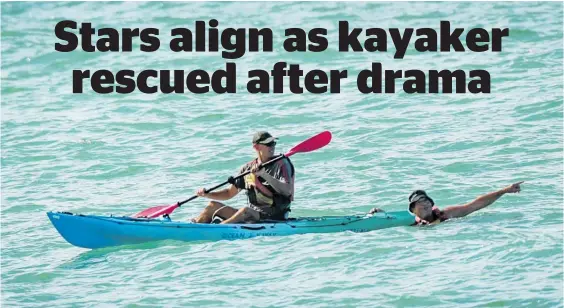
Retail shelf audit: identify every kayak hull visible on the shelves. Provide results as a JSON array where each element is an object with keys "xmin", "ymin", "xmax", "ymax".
[{"xmin": 46, "ymin": 211, "xmax": 414, "ymax": 249}]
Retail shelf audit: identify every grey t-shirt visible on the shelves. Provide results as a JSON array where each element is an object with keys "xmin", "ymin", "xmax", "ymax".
[{"xmin": 233, "ymin": 156, "xmax": 294, "ymax": 209}]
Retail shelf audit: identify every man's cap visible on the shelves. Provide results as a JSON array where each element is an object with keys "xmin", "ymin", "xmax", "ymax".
[{"xmin": 252, "ymin": 131, "xmax": 278, "ymax": 145}]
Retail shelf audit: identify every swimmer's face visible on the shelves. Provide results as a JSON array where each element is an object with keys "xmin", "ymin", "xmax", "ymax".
[{"xmin": 412, "ymin": 198, "xmax": 433, "ymax": 219}]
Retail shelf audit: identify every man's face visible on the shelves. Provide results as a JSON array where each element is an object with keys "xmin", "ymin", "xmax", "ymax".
[{"xmin": 254, "ymin": 142, "xmax": 276, "ymax": 156}]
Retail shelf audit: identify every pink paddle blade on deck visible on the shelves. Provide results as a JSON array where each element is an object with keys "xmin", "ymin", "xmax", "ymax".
[{"xmin": 132, "ymin": 203, "xmax": 179, "ymax": 218}]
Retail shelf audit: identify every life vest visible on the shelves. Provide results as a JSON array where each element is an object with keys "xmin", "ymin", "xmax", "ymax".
[{"xmin": 244, "ymin": 156, "xmax": 295, "ymax": 208}]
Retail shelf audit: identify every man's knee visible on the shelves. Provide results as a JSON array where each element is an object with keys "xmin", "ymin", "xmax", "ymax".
[
  {"xmin": 237, "ymin": 207, "xmax": 249, "ymax": 215},
  {"xmin": 206, "ymin": 201, "xmax": 223, "ymax": 210},
  {"xmin": 241, "ymin": 207, "xmax": 260, "ymax": 220}
]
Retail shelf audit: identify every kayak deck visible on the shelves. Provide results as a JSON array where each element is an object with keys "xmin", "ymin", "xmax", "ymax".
[{"xmin": 46, "ymin": 211, "xmax": 414, "ymax": 249}]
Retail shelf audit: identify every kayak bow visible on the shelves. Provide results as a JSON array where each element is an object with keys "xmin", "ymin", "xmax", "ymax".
[{"xmin": 46, "ymin": 211, "xmax": 415, "ymax": 249}]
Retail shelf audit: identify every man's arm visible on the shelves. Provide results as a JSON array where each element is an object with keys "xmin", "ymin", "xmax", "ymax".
[
  {"xmin": 252, "ymin": 160, "xmax": 294, "ymax": 197},
  {"xmin": 257, "ymin": 171, "xmax": 293, "ymax": 196},
  {"xmin": 197, "ymin": 184, "xmax": 240, "ymax": 200},
  {"xmin": 443, "ymin": 181, "xmax": 523, "ymax": 219}
]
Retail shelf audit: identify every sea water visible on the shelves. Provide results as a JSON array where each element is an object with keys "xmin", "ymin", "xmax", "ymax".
[{"xmin": 1, "ymin": 2, "xmax": 562, "ymax": 307}]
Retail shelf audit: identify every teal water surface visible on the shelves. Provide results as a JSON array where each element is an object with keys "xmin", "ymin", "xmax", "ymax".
[{"xmin": 2, "ymin": 2, "xmax": 563, "ymax": 307}]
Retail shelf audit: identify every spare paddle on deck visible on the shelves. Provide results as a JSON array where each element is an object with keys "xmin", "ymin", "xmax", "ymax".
[{"xmin": 132, "ymin": 131, "xmax": 332, "ymax": 218}]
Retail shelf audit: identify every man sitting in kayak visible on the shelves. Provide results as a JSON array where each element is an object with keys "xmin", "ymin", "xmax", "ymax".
[
  {"xmin": 192, "ymin": 131, "xmax": 295, "ymax": 224},
  {"xmin": 370, "ymin": 181, "xmax": 524, "ymax": 225}
]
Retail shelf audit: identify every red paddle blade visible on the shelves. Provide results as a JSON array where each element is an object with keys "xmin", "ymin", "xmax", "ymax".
[
  {"xmin": 285, "ymin": 131, "xmax": 332, "ymax": 157},
  {"xmin": 132, "ymin": 203, "xmax": 179, "ymax": 218}
]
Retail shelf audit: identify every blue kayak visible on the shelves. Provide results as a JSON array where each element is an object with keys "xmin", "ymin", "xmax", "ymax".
[{"xmin": 46, "ymin": 211, "xmax": 415, "ymax": 249}]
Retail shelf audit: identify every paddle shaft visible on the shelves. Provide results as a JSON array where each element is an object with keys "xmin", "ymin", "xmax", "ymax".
[
  {"xmin": 176, "ymin": 154, "xmax": 287, "ymax": 207},
  {"xmin": 132, "ymin": 131, "xmax": 331, "ymax": 218}
]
